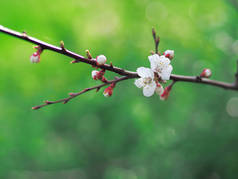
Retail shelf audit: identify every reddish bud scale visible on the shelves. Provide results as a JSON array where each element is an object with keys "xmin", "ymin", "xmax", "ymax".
[
  {"xmin": 101, "ymin": 76, "xmax": 108, "ymax": 83},
  {"xmin": 164, "ymin": 53, "xmax": 170, "ymax": 58},
  {"xmin": 98, "ymin": 70, "xmax": 105, "ymax": 79},
  {"xmin": 160, "ymin": 85, "xmax": 172, "ymax": 100},
  {"xmin": 110, "ymin": 82, "xmax": 116, "ymax": 88},
  {"xmin": 163, "ymin": 50, "xmax": 174, "ymax": 60},
  {"xmin": 93, "ymin": 75, "xmax": 98, "ymax": 80},
  {"xmin": 156, "ymin": 82, "xmax": 161, "ymax": 87}
]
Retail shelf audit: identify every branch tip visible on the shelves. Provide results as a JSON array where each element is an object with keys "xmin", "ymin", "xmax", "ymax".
[
  {"xmin": 85, "ymin": 49, "xmax": 92, "ymax": 59},
  {"xmin": 60, "ymin": 41, "xmax": 65, "ymax": 51},
  {"xmin": 70, "ymin": 60, "xmax": 78, "ymax": 64},
  {"xmin": 152, "ymin": 27, "xmax": 160, "ymax": 53},
  {"xmin": 32, "ymin": 106, "xmax": 40, "ymax": 110},
  {"xmin": 110, "ymin": 62, "xmax": 113, "ymax": 68},
  {"xmin": 45, "ymin": 100, "xmax": 53, "ymax": 104},
  {"xmin": 69, "ymin": 92, "xmax": 76, "ymax": 96},
  {"xmin": 152, "ymin": 28, "xmax": 156, "ymax": 39}
]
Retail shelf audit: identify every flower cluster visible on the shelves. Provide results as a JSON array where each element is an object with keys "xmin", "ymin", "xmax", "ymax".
[
  {"xmin": 91, "ymin": 55, "xmax": 115, "ymax": 97},
  {"xmin": 135, "ymin": 50, "xmax": 174, "ymax": 99}
]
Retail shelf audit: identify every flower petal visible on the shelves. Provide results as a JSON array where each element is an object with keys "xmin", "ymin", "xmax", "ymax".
[
  {"xmin": 158, "ymin": 56, "xmax": 170, "ymax": 67},
  {"xmin": 149, "ymin": 54, "xmax": 160, "ymax": 71},
  {"xmin": 134, "ymin": 78, "xmax": 144, "ymax": 88},
  {"xmin": 137, "ymin": 67, "xmax": 147, "ymax": 78},
  {"xmin": 143, "ymin": 81, "xmax": 156, "ymax": 97},
  {"xmin": 137, "ymin": 67, "xmax": 154, "ymax": 79},
  {"xmin": 160, "ymin": 65, "xmax": 173, "ymax": 80}
]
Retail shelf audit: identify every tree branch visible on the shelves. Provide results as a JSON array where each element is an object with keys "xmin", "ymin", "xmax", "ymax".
[
  {"xmin": 170, "ymin": 74, "xmax": 238, "ymax": 90},
  {"xmin": 0, "ymin": 25, "xmax": 138, "ymax": 78},
  {"xmin": 0, "ymin": 25, "xmax": 238, "ymax": 109}
]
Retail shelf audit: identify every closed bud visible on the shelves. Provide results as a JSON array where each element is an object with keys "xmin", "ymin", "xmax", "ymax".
[
  {"xmin": 163, "ymin": 50, "xmax": 174, "ymax": 60},
  {"xmin": 92, "ymin": 70, "xmax": 99, "ymax": 80},
  {"xmin": 85, "ymin": 50, "xmax": 92, "ymax": 59},
  {"xmin": 96, "ymin": 55, "xmax": 107, "ymax": 65},
  {"xmin": 155, "ymin": 83, "xmax": 164, "ymax": 95},
  {"xmin": 103, "ymin": 86, "xmax": 113, "ymax": 97},
  {"xmin": 30, "ymin": 52, "xmax": 40, "ymax": 63},
  {"xmin": 200, "ymin": 68, "xmax": 212, "ymax": 78},
  {"xmin": 91, "ymin": 70, "xmax": 105, "ymax": 80}
]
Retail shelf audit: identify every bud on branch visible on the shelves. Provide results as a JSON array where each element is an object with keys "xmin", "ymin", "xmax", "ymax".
[{"xmin": 0, "ymin": 25, "xmax": 237, "ymax": 110}]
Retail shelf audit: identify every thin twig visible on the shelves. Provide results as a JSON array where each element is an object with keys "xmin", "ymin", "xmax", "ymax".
[
  {"xmin": 32, "ymin": 76, "xmax": 129, "ymax": 110},
  {"xmin": 152, "ymin": 28, "xmax": 160, "ymax": 54}
]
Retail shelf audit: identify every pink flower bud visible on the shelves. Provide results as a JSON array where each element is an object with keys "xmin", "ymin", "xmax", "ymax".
[
  {"xmin": 200, "ymin": 68, "xmax": 212, "ymax": 78},
  {"xmin": 155, "ymin": 83, "xmax": 164, "ymax": 95},
  {"xmin": 91, "ymin": 70, "xmax": 105, "ymax": 80},
  {"xmin": 103, "ymin": 86, "xmax": 113, "ymax": 97},
  {"xmin": 160, "ymin": 86, "xmax": 172, "ymax": 100},
  {"xmin": 92, "ymin": 70, "xmax": 99, "ymax": 80},
  {"xmin": 163, "ymin": 50, "xmax": 174, "ymax": 60},
  {"xmin": 30, "ymin": 52, "xmax": 40, "ymax": 63},
  {"xmin": 96, "ymin": 55, "xmax": 107, "ymax": 65}
]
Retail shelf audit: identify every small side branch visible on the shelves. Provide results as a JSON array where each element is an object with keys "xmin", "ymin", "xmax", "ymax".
[
  {"xmin": 152, "ymin": 28, "xmax": 160, "ymax": 54},
  {"xmin": 32, "ymin": 76, "xmax": 129, "ymax": 110}
]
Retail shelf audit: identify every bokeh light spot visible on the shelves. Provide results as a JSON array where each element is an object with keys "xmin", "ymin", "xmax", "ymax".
[
  {"xmin": 226, "ymin": 97, "xmax": 238, "ymax": 117},
  {"xmin": 146, "ymin": 2, "xmax": 168, "ymax": 23}
]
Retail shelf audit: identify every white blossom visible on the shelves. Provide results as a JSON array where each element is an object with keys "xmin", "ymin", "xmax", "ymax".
[
  {"xmin": 148, "ymin": 54, "xmax": 173, "ymax": 81},
  {"xmin": 160, "ymin": 86, "xmax": 171, "ymax": 101},
  {"xmin": 96, "ymin": 55, "xmax": 107, "ymax": 65},
  {"xmin": 134, "ymin": 67, "xmax": 156, "ymax": 97}
]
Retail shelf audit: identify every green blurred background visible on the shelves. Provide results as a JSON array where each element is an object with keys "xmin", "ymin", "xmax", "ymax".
[{"xmin": 0, "ymin": 0, "xmax": 238, "ymax": 178}]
